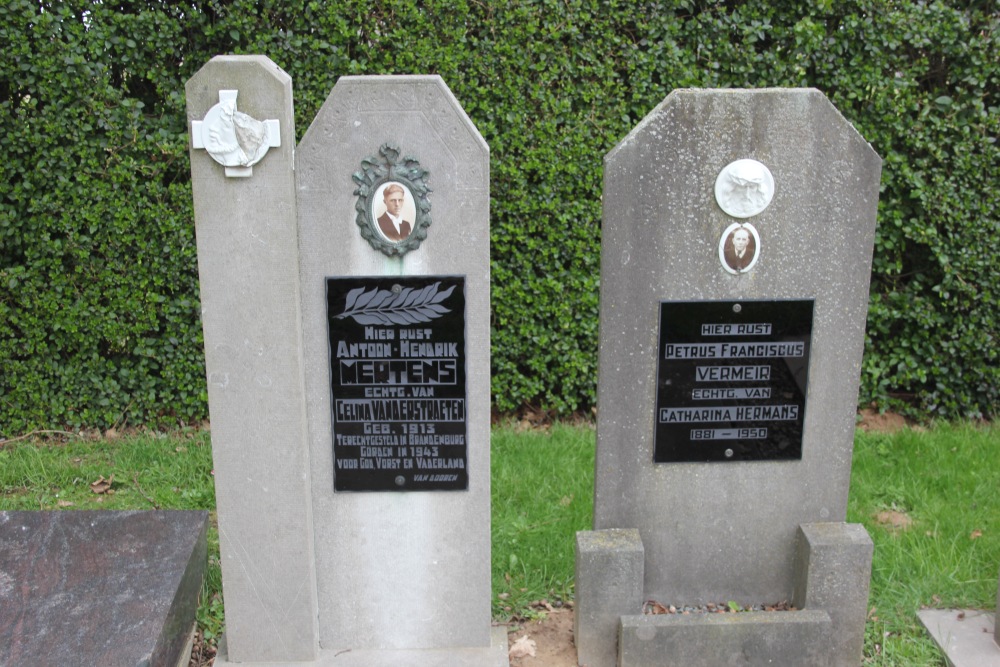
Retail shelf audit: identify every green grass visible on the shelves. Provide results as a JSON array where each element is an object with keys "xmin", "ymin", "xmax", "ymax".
[
  {"xmin": 849, "ymin": 423, "xmax": 1000, "ymax": 665},
  {"xmin": 491, "ymin": 422, "xmax": 594, "ymax": 617},
  {"xmin": 489, "ymin": 421, "xmax": 999, "ymax": 665},
  {"xmin": 1, "ymin": 420, "xmax": 996, "ymax": 665},
  {"xmin": 0, "ymin": 427, "xmax": 215, "ymax": 511}
]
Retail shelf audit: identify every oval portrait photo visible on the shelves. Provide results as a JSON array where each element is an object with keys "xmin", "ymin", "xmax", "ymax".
[
  {"xmin": 719, "ymin": 223, "xmax": 760, "ymax": 274},
  {"xmin": 372, "ymin": 181, "xmax": 417, "ymax": 242}
]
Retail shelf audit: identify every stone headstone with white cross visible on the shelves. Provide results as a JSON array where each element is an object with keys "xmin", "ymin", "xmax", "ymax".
[{"xmin": 188, "ymin": 56, "xmax": 504, "ymax": 666}]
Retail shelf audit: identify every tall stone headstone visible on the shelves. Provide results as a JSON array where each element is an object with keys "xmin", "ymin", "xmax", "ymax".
[
  {"xmin": 188, "ymin": 58, "xmax": 503, "ymax": 666},
  {"xmin": 577, "ymin": 89, "xmax": 881, "ymax": 666},
  {"xmin": 187, "ymin": 57, "xmax": 315, "ymax": 663},
  {"xmin": 295, "ymin": 74, "xmax": 495, "ymax": 660}
]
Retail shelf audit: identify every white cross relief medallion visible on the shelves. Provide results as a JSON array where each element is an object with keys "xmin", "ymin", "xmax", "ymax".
[
  {"xmin": 191, "ymin": 90, "xmax": 280, "ymax": 178},
  {"xmin": 714, "ymin": 159, "xmax": 774, "ymax": 218}
]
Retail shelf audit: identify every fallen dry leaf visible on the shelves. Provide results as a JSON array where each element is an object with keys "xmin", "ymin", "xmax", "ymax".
[
  {"xmin": 508, "ymin": 634, "xmax": 536, "ymax": 659},
  {"xmin": 90, "ymin": 475, "xmax": 114, "ymax": 494},
  {"xmin": 645, "ymin": 600, "xmax": 670, "ymax": 614},
  {"xmin": 56, "ymin": 500, "xmax": 74, "ymax": 507},
  {"xmin": 970, "ymin": 529, "xmax": 982, "ymax": 539}
]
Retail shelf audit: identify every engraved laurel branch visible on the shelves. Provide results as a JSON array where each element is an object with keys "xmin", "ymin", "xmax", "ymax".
[{"xmin": 336, "ymin": 282, "xmax": 454, "ymax": 325}]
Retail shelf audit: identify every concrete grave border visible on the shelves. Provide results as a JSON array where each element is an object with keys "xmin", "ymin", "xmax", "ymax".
[{"xmin": 577, "ymin": 524, "xmax": 872, "ymax": 667}]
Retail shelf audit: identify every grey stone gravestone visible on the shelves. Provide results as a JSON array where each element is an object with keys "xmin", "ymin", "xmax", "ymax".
[
  {"xmin": 187, "ymin": 57, "xmax": 504, "ymax": 666},
  {"xmin": 0, "ymin": 510, "xmax": 208, "ymax": 667},
  {"xmin": 576, "ymin": 89, "xmax": 881, "ymax": 667}
]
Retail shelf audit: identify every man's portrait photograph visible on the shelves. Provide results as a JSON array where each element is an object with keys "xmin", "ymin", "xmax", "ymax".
[
  {"xmin": 372, "ymin": 181, "xmax": 416, "ymax": 242},
  {"xmin": 719, "ymin": 223, "xmax": 760, "ymax": 274}
]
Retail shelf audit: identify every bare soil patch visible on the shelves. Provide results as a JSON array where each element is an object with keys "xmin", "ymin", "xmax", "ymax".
[
  {"xmin": 507, "ymin": 609, "xmax": 578, "ymax": 667},
  {"xmin": 857, "ymin": 408, "xmax": 910, "ymax": 432},
  {"xmin": 874, "ymin": 509, "xmax": 914, "ymax": 533}
]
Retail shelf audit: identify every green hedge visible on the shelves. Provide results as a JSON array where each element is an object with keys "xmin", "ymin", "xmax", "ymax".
[{"xmin": 1, "ymin": 0, "xmax": 996, "ymax": 433}]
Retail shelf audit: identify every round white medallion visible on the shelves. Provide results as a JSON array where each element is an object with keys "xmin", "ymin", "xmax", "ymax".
[{"xmin": 714, "ymin": 159, "xmax": 774, "ymax": 218}]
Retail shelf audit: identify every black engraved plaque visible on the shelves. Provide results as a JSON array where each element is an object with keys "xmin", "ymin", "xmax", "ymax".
[
  {"xmin": 327, "ymin": 276, "xmax": 468, "ymax": 491},
  {"xmin": 654, "ymin": 300, "xmax": 813, "ymax": 462}
]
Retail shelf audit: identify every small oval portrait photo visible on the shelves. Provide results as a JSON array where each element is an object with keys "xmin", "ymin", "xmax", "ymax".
[
  {"xmin": 714, "ymin": 159, "xmax": 774, "ymax": 218},
  {"xmin": 372, "ymin": 182, "xmax": 416, "ymax": 242},
  {"xmin": 719, "ymin": 223, "xmax": 760, "ymax": 274}
]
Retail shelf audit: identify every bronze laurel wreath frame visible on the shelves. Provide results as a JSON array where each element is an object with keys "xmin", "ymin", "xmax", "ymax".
[{"xmin": 352, "ymin": 144, "xmax": 433, "ymax": 257}]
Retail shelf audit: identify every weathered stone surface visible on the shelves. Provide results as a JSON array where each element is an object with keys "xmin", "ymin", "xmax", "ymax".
[
  {"xmin": 0, "ymin": 510, "xmax": 207, "ymax": 667},
  {"xmin": 595, "ymin": 88, "xmax": 882, "ymax": 604},
  {"xmin": 580, "ymin": 88, "xmax": 880, "ymax": 666},
  {"xmin": 189, "ymin": 61, "xmax": 499, "ymax": 665},
  {"xmin": 793, "ymin": 522, "xmax": 873, "ymax": 667},
  {"xmin": 575, "ymin": 529, "xmax": 644, "ymax": 667},
  {"xmin": 187, "ymin": 55, "xmax": 317, "ymax": 663},
  {"xmin": 295, "ymin": 75, "xmax": 493, "ymax": 654},
  {"xmin": 214, "ymin": 625, "xmax": 509, "ymax": 667},
  {"xmin": 618, "ymin": 610, "xmax": 833, "ymax": 667},
  {"xmin": 918, "ymin": 608, "xmax": 998, "ymax": 667}
]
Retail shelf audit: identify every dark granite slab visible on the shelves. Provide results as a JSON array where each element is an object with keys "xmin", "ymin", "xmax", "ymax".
[{"xmin": 0, "ymin": 510, "xmax": 208, "ymax": 667}]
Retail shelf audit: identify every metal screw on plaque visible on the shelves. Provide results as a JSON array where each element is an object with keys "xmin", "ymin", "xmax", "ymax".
[
  {"xmin": 392, "ymin": 284, "xmax": 402, "ymax": 294},
  {"xmin": 733, "ymin": 304, "xmax": 742, "ymax": 313},
  {"xmin": 725, "ymin": 449, "xmax": 734, "ymax": 458},
  {"xmin": 394, "ymin": 475, "xmax": 406, "ymax": 487}
]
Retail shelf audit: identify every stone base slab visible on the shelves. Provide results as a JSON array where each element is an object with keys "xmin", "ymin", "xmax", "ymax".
[
  {"xmin": 619, "ymin": 609, "xmax": 833, "ymax": 667},
  {"xmin": 574, "ymin": 522, "xmax": 872, "ymax": 666},
  {"xmin": 0, "ymin": 510, "xmax": 208, "ymax": 667},
  {"xmin": 213, "ymin": 624, "xmax": 509, "ymax": 667},
  {"xmin": 918, "ymin": 609, "xmax": 998, "ymax": 667}
]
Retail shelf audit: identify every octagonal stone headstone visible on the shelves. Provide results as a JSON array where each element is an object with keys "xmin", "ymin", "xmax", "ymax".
[{"xmin": 595, "ymin": 88, "xmax": 881, "ymax": 605}]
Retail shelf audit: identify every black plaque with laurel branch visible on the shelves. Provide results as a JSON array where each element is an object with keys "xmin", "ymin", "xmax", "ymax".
[
  {"xmin": 353, "ymin": 144, "xmax": 432, "ymax": 257},
  {"xmin": 327, "ymin": 275, "xmax": 467, "ymax": 491}
]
